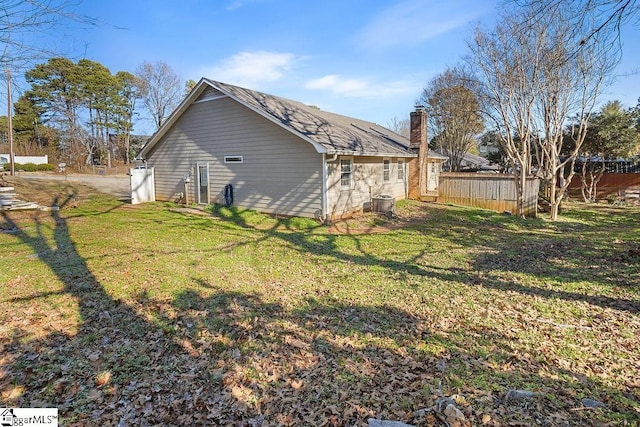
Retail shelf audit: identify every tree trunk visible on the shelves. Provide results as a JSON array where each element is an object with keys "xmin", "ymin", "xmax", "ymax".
[
  {"xmin": 513, "ymin": 164, "xmax": 526, "ymax": 218},
  {"xmin": 591, "ymin": 158, "xmax": 606, "ymax": 202},
  {"xmin": 580, "ymin": 161, "xmax": 589, "ymax": 202},
  {"xmin": 549, "ymin": 170, "xmax": 559, "ymax": 220}
]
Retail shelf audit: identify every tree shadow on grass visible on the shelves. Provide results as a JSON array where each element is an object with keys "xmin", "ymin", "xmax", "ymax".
[
  {"xmin": 1, "ymin": 198, "xmax": 638, "ymax": 425},
  {"xmin": 211, "ymin": 204, "xmax": 639, "ymax": 314},
  {"xmin": 0, "ymin": 194, "xmax": 220, "ymax": 425}
]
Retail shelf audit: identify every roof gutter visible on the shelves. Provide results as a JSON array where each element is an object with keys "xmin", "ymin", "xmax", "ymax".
[{"xmin": 326, "ymin": 150, "xmax": 417, "ymax": 158}]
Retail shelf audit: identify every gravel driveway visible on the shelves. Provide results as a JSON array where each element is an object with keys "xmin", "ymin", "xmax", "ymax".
[{"xmin": 18, "ymin": 173, "xmax": 131, "ymax": 200}]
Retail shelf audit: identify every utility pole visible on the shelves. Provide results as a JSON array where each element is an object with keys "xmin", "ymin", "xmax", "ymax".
[{"xmin": 6, "ymin": 69, "xmax": 15, "ymax": 176}]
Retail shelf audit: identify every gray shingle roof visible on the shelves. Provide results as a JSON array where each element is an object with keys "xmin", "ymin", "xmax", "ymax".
[
  {"xmin": 204, "ymin": 79, "xmax": 416, "ymax": 157},
  {"xmin": 140, "ymin": 79, "xmax": 426, "ymax": 159},
  {"xmin": 435, "ymin": 149, "xmax": 489, "ymax": 166}
]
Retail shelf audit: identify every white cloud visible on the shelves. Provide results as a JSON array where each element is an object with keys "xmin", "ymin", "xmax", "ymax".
[
  {"xmin": 305, "ymin": 75, "xmax": 368, "ymax": 96},
  {"xmin": 355, "ymin": 0, "xmax": 483, "ymax": 50},
  {"xmin": 305, "ymin": 74, "xmax": 416, "ymax": 98},
  {"xmin": 225, "ymin": 0, "xmax": 261, "ymax": 11},
  {"xmin": 226, "ymin": 1, "xmax": 244, "ymax": 11},
  {"xmin": 197, "ymin": 51, "xmax": 300, "ymax": 88}
]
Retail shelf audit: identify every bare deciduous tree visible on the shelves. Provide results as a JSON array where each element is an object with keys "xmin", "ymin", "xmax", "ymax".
[
  {"xmin": 419, "ymin": 66, "xmax": 484, "ymax": 172},
  {"xmin": 1, "ymin": 1, "xmax": 99, "ymax": 72},
  {"xmin": 516, "ymin": 0, "xmax": 639, "ymax": 53},
  {"xmin": 386, "ymin": 116, "xmax": 410, "ymax": 138},
  {"xmin": 469, "ymin": 3, "xmax": 616, "ymax": 219},
  {"xmin": 136, "ymin": 61, "xmax": 182, "ymax": 130},
  {"xmin": 469, "ymin": 18, "xmax": 538, "ymax": 217}
]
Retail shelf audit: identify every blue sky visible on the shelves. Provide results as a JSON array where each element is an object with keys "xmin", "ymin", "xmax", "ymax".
[{"xmin": 6, "ymin": 0, "xmax": 640, "ymax": 134}]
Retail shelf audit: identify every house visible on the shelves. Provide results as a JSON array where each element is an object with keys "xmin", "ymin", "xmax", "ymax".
[
  {"xmin": 0, "ymin": 154, "xmax": 48, "ymax": 165},
  {"xmin": 478, "ymin": 139, "xmax": 501, "ymax": 158},
  {"xmin": 138, "ymin": 79, "xmax": 446, "ymax": 220},
  {"xmin": 435, "ymin": 149, "xmax": 500, "ymax": 172}
]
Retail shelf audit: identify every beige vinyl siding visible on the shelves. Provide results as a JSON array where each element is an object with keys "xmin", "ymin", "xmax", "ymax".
[
  {"xmin": 196, "ymin": 86, "xmax": 225, "ymax": 101},
  {"xmin": 145, "ymin": 96, "xmax": 323, "ymax": 218},
  {"xmin": 327, "ymin": 155, "xmax": 408, "ymax": 218}
]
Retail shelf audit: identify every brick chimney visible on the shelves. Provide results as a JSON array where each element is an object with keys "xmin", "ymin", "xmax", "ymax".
[
  {"xmin": 409, "ymin": 106, "xmax": 427, "ymax": 150},
  {"xmin": 408, "ymin": 106, "xmax": 427, "ymax": 198}
]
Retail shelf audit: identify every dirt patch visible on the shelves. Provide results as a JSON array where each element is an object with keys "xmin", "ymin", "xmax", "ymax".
[
  {"xmin": 170, "ymin": 203, "xmax": 435, "ymax": 235},
  {"xmin": 326, "ymin": 202, "xmax": 445, "ymax": 234}
]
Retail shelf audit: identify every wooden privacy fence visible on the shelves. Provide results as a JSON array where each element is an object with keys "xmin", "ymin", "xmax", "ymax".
[
  {"xmin": 566, "ymin": 173, "xmax": 640, "ymax": 200},
  {"xmin": 439, "ymin": 172, "xmax": 540, "ymax": 217}
]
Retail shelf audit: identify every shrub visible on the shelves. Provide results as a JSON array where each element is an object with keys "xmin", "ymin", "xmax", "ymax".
[{"xmin": 2, "ymin": 163, "xmax": 55, "ymax": 172}]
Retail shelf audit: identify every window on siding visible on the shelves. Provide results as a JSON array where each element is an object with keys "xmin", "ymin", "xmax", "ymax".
[
  {"xmin": 340, "ymin": 159, "xmax": 352, "ymax": 188},
  {"xmin": 397, "ymin": 159, "xmax": 405, "ymax": 180},
  {"xmin": 383, "ymin": 159, "xmax": 390, "ymax": 182},
  {"xmin": 224, "ymin": 156, "xmax": 243, "ymax": 163}
]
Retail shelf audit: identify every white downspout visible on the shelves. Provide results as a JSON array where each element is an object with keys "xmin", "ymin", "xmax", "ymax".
[
  {"xmin": 322, "ymin": 153, "xmax": 338, "ymax": 222},
  {"xmin": 322, "ymin": 154, "xmax": 328, "ymax": 222}
]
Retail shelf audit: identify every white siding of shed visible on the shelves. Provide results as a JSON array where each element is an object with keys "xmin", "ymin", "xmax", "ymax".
[
  {"xmin": 326, "ymin": 156, "xmax": 408, "ymax": 219},
  {"xmin": 145, "ymin": 97, "xmax": 323, "ymax": 218}
]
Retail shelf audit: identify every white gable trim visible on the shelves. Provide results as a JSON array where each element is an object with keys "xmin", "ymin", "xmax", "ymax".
[
  {"xmin": 193, "ymin": 94, "xmax": 228, "ymax": 104},
  {"xmin": 138, "ymin": 79, "xmax": 210, "ymax": 158}
]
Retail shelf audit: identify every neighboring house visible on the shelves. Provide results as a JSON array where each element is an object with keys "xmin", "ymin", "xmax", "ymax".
[
  {"xmin": 434, "ymin": 149, "xmax": 497, "ymax": 172},
  {"xmin": 0, "ymin": 154, "xmax": 48, "ymax": 165},
  {"xmin": 574, "ymin": 155, "xmax": 640, "ymax": 173},
  {"xmin": 138, "ymin": 79, "xmax": 445, "ymax": 220},
  {"xmin": 478, "ymin": 139, "xmax": 501, "ymax": 158},
  {"xmin": 458, "ymin": 151, "xmax": 491, "ymax": 171}
]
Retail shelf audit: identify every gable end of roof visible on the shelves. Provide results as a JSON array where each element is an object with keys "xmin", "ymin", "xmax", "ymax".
[{"xmin": 140, "ymin": 79, "xmax": 417, "ymax": 159}]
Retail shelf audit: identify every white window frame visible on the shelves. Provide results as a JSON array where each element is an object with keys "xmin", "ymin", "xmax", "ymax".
[
  {"xmin": 397, "ymin": 159, "xmax": 405, "ymax": 181},
  {"xmin": 383, "ymin": 158, "xmax": 391, "ymax": 182},
  {"xmin": 224, "ymin": 155, "xmax": 243, "ymax": 163},
  {"xmin": 340, "ymin": 157, "xmax": 353, "ymax": 189}
]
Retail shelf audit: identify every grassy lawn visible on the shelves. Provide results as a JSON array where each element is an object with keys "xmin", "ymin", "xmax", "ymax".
[{"xmin": 1, "ymin": 177, "xmax": 639, "ymax": 426}]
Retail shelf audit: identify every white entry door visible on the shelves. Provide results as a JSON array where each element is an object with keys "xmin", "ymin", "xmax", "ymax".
[
  {"xmin": 427, "ymin": 162, "xmax": 439, "ymax": 192},
  {"xmin": 197, "ymin": 162, "xmax": 209, "ymax": 204}
]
